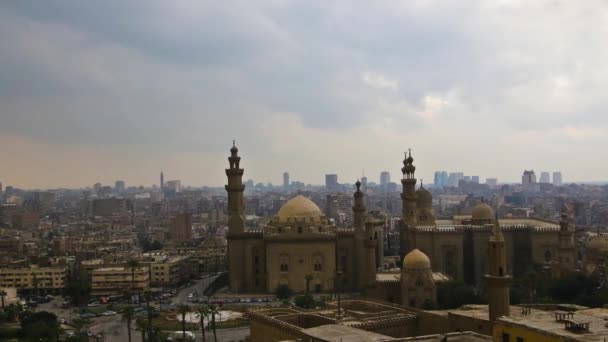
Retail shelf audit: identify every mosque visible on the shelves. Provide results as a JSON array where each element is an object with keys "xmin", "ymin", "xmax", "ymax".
[{"xmin": 225, "ymin": 142, "xmax": 576, "ymax": 309}]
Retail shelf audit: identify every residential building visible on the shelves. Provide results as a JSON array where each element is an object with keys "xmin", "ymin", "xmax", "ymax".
[
  {"xmin": 0, "ymin": 265, "xmax": 68, "ymax": 293},
  {"xmin": 91, "ymin": 267, "xmax": 149, "ymax": 294}
]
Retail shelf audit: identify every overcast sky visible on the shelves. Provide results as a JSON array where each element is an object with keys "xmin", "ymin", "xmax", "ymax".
[{"xmin": 1, "ymin": 1, "xmax": 607, "ymax": 189}]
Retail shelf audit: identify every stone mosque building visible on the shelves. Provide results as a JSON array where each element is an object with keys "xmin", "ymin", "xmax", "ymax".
[{"xmin": 225, "ymin": 143, "xmax": 576, "ymax": 303}]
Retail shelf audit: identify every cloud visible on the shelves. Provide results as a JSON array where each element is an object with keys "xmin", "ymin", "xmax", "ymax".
[{"xmin": 1, "ymin": 1, "xmax": 608, "ymax": 187}]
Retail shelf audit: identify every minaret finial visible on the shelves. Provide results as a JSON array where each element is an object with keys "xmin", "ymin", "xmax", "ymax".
[
  {"xmin": 408, "ymin": 148, "xmax": 412, "ymax": 157},
  {"xmin": 233, "ymin": 139, "xmax": 236, "ymax": 147},
  {"xmin": 420, "ymin": 179, "xmax": 424, "ymax": 188}
]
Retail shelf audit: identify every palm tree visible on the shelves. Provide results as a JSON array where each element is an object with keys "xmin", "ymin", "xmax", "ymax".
[
  {"xmin": 143, "ymin": 290, "xmax": 153, "ymax": 338},
  {"xmin": 176, "ymin": 304, "xmax": 190, "ymax": 342},
  {"xmin": 126, "ymin": 259, "xmax": 140, "ymax": 294},
  {"xmin": 304, "ymin": 274, "xmax": 313, "ymax": 295},
  {"xmin": 122, "ymin": 307, "xmax": 135, "ymax": 342},
  {"xmin": 72, "ymin": 317, "xmax": 92, "ymax": 342},
  {"xmin": 135, "ymin": 317, "xmax": 147, "ymax": 342},
  {"xmin": 208, "ymin": 304, "xmax": 219, "ymax": 342},
  {"xmin": 0, "ymin": 289, "xmax": 6, "ymax": 309},
  {"xmin": 195, "ymin": 306, "xmax": 209, "ymax": 342}
]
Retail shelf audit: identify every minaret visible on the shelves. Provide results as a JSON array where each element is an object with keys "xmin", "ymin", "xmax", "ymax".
[
  {"xmin": 353, "ymin": 180, "xmax": 366, "ymax": 230},
  {"xmin": 558, "ymin": 209, "xmax": 576, "ymax": 274},
  {"xmin": 485, "ymin": 213, "xmax": 511, "ymax": 322},
  {"xmin": 160, "ymin": 171, "xmax": 164, "ymax": 189},
  {"xmin": 401, "ymin": 149, "xmax": 417, "ymax": 225},
  {"xmin": 225, "ymin": 141, "xmax": 245, "ymax": 234},
  {"xmin": 400, "ymin": 149, "xmax": 417, "ymax": 257}
]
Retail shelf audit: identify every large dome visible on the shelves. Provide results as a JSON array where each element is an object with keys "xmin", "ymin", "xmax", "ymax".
[
  {"xmin": 472, "ymin": 203, "xmax": 494, "ymax": 221},
  {"xmin": 276, "ymin": 195, "xmax": 323, "ymax": 223},
  {"xmin": 416, "ymin": 187, "xmax": 432, "ymax": 209},
  {"xmin": 587, "ymin": 236, "xmax": 608, "ymax": 256},
  {"xmin": 403, "ymin": 249, "xmax": 431, "ymax": 270}
]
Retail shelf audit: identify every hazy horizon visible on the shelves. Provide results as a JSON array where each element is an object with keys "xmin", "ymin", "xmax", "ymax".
[{"xmin": 2, "ymin": 1, "xmax": 608, "ymax": 189}]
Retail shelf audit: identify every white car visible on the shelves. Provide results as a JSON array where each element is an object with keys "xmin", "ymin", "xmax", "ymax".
[
  {"xmin": 101, "ymin": 311, "xmax": 117, "ymax": 316},
  {"xmin": 167, "ymin": 331, "xmax": 195, "ymax": 341}
]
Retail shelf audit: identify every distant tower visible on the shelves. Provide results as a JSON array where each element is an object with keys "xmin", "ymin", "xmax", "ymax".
[
  {"xmin": 283, "ymin": 172, "xmax": 290, "ymax": 189},
  {"xmin": 401, "ymin": 149, "xmax": 418, "ymax": 258},
  {"xmin": 553, "ymin": 172, "xmax": 563, "ymax": 186},
  {"xmin": 485, "ymin": 214, "xmax": 511, "ymax": 322},
  {"xmin": 353, "ymin": 180, "xmax": 366, "ymax": 229},
  {"xmin": 226, "ymin": 141, "xmax": 246, "ymax": 293},
  {"xmin": 160, "ymin": 171, "xmax": 164, "ymax": 189},
  {"xmin": 380, "ymin": 171, "xmax": 390, "ymax": 188}
]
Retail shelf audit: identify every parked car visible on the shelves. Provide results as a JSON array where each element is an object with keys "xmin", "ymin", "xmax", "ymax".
[{"xmin": 101, "ymin": 311, "xmax": 117, "ymax": 316}]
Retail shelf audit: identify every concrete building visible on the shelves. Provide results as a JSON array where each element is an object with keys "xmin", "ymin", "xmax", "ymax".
[
  {"xmin": 142, "ymin": 254, "xmax": 195, "ymax": 287},
  {"xmin": 325, "ymin": 174, "xmax": 338, "ymax": 192},
  {"xmin": 380, "ymin": 171, "xmax": 391, "ymax": 188},
  {"xmin": 170, "ymin": 213, "xmax": 193, "ymax": 243},
  {"xmin": 522, "ymin": 170, "xmax": 536, "ymax": 185},
  {"xmin": 90, "ymin": 198, "xmax": 127, "ymax": 217},
  {"xmin": 539, "ymin": 172, "xmax": 551, "ymax": 184},
  {"xmin": 283, "ymin": 172, "xmax": 290, "ymax": 189},
  {"xmin": 115, "ymin": 180, "xmax": 126, "ymax": 193},
  {"xmin": 486, "ymin": 178, "xmax": 498, "ymax": 188},
  {"xmin": 91, "ymin": 267, "xmax": 149, "ymax": 294},
  {"xmin": 0, "ymin": 265, "xmax": 68, "ymax": 293},
  {"xmin": 165, "ymin": 180, "xmax": 182, "ymax": 193},
  {"xmin": 553, "ymin": 171, "xmax": 563, "ymax": 186}
]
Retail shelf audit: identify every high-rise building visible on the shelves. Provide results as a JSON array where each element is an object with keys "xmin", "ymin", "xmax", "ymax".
[
  {"xmin": 486, "ymin": 178, "xmax": 498, "ymax": 188},
  {"xmin": 115, "ymin": 180, "xmax": 125, "ymax": 193},
  {"xmin": 522, "ymin": 170, "xmax": 536, "ymax": 185},
  {"xmin": 380, "ymin": 171, "xmax": 390, "ymax": 188},
  {"xmin": 325, "ymin": 174, "xmax": 338, "ymax": 191},
  {"xmin": 160, "ymin": 171, "xmax": 164, "ymax": 189},
  {"xmin": 463, "ymin": 176, "xmax": 471, "ymax": 183},
  {"xmin": 165, "ymin": 180, "xmax": 182, "ymax": 193},
  {"xmin": 0, "ymin": 181, "xmax": 3, "ymax": 198},
  {"xmin": 448, "ymin": 172, "xmax": 464, "ymax": 187},
  {"xmin": 539, "ymin": 172, "xmax": 550, "ymax": 184},
  {"xmin": 283, "ymin": 172, "xmax": 290, "ymax": 188},
  {"xmin": 360, "ymin": 176, "xmax": 368, "ymax": 192},
  {"xmin": 434, "ymin": 171, "xmax": 443, "ymax": 188},
  {"xmin": 440, "ymin": 171, "xmax": 448, "ymax": 187},
  {"xmin": 553, "ymin": 172, "xmax": 563, "ymax": 186},
  {"xmin": 170, "ymin": 212, "xmax": 193, "ymax": 243},
  {"xmin": 471, "ymin": 176, "xmax": 480, "ymax": 184}
]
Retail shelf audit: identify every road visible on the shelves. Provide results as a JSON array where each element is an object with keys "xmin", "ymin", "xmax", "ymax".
[{"xmin": 172, "ymin": 275, "xmax": 219, "ymax": 305}]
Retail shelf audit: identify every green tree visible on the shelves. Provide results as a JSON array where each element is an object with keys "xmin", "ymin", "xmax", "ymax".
[
  {"xmin": 20, "ymin": 311, "xmax": 61, "ymax": 341},
  {"xmin": 135, "ymin": 317, "xmax": 148, "ymax": 342},
  {"xmin": 0, "ymin": 289, "xmax": 6, "ymax": 309},
  {"xmin": 122, "ymin": 307, "xmax": 135, "ymax": 342},
  {"xmin": 72, "ymin": 318, "xmax": 92, "ymax": 342},
  {"xmin": 304, "ymin": 274, "xmax": 313, "ymax": 295},
  {"xmin": 294, "ymin": 295, "xmax": 315, "ymax": 309},
  {"xmin": 275, "ymin": 285, "xmax": 293, "ymax": 300},
  {"xmin": 177, "ymin": 304, "xmax": 190, "ymax": 342}
]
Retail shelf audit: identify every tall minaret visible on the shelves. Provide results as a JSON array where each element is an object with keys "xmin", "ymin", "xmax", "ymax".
[
  {"xmin": 558, "ymin": 209, "xmax": 576, "ymax": 274},
  {"xmin": 353, "ymin": 180, "xmax": 366, "ymax": 230},
  {"xmin": 400, "ymin": 149, "xmax": 417, "ymax": 257},
  {"xmin": 225, "ymin": 141, "xmax": 245, "ymax": 234},
  {"xmin": 160, "ymin": 171, "xmax": 164, "ymax": 189},
  {"xmin": 485, "ymin": 214, "xmax": 511, "ymax": 322},
  {"xmin": 401, "ymin": 149, "xmax": 417, "ymax": 225}
]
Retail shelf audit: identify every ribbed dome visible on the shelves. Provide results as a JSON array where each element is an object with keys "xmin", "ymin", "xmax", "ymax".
[
  {"xmin": 472, "ymin": 203, "xmax": 494, "ymax": 220},
  {"xmin": 276, "ymin": 195, "xmax": 323, "ymax": 223},
  {"xmin": 416, "ymin": 187, "xmax": 432, "ymax": 208},
  {"xmin": 587, "ymin": 236, "xmax": 608, "ymax": 255},
  {"xmin": 403, "ymin": 249, "xmax": 431, "ymax": 270}
]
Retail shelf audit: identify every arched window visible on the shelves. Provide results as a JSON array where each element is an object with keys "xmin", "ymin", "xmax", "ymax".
[
  {"xmin": 280, "ymin": 255, "xmax": 289, "ymax": 273},
  {"xmin": 314, "ymin": 259, "xmax": 322, "ymax": 272},
  {"xmin": 499, "ymin": 267, "xmax": 503, "ymax": 276},
  {"xmin": 444, "ymin": 250, "xmax": 456, "ymax": 278},
  {"xmin": 544, "ymin": 250, "xmax": 552, "ymax": 262},
  {"xmin": 298, "ymin": 226, "xmax": 303, "ymax": 234},
  {"xmin": 415, "ymin": 276, "xmax": 424, "ymax": 287}
]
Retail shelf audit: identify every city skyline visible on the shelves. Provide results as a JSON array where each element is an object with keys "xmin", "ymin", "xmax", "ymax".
[{"xmin": 2, "ymin": 1, "xmax": 608, "ymax": 188}]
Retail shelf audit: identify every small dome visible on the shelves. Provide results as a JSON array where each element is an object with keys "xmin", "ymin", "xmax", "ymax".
[
  {"xmin": 276, "ymin": 195, "xmax": 323, "ymax": 223},
  {"xmin": 416, "ymin": 187, "xmax": 432, "ymax": 208},
  {"xmin": 403, "ymin": 249, "xmax": 431, "ymax": 270},
  {"xmin": 472, "ymin": 203, "xmax": 494, "ymax": 221},
  {"xmin": 587, "ymin": 236, "xmax": 608, "ymax": 255}
]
